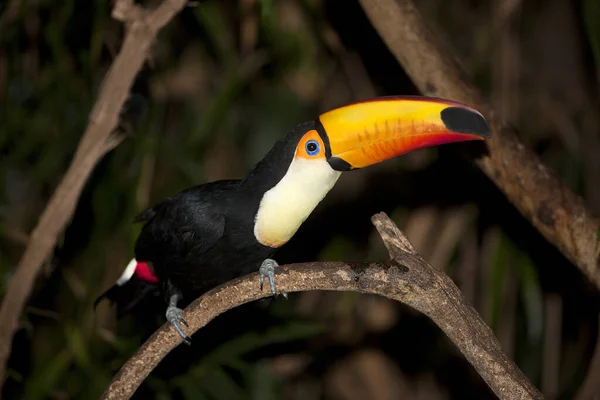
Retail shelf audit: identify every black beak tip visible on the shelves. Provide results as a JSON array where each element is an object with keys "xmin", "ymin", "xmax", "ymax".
[{"xmin": 440, "ymin": 106, "xmax": 491, "ymax": 138}]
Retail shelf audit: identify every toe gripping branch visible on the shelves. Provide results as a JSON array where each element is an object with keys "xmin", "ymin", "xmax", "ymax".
[
  {"xmin": 165, "ymin": 260, "xmax": 288, "ymax": 346},
  {"xmin": 165, "ymin": 281, "xmax": 192, "ymax": 345},
  {"xmin": 259, "ymin": 258, "xmax": 288, "ymax": 299}
]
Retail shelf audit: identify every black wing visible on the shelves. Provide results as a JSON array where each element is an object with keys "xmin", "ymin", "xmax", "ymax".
[{"xmin": 133, "ymin": 191, "xmax": 227, "ymax": 280}]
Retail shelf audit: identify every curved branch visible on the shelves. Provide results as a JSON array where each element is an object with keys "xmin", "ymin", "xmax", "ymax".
[
  {"xmin": 358, "ymin": 0, "xmax": 600, "ymax": 288},
  {"xmin": 0, "ymin": 0, "xmax": 187, "ymax": 385},
  {"xmin": 100, "ymin": 213, "xmax": 543, "ymax": 400}
]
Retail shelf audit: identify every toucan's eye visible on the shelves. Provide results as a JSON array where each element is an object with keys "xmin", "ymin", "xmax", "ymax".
[{"xmin": 305, "ymin": 140, "xmax": 320, "ymax": 156}]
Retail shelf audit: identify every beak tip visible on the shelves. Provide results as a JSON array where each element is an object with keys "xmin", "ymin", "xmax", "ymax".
[{"xmin": 440, "ymin": 106, "xmax": 491, "ymax": 139}]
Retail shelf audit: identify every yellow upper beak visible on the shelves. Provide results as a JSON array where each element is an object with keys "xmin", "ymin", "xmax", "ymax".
[{"xmin": 318, "ymin": 96, "xmax": 491, "ymax": 171}]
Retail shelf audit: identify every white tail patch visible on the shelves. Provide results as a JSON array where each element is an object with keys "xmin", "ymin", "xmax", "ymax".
[{"xmin": 116, "ymin": 258, "xmax": 137, "ymax": 286}]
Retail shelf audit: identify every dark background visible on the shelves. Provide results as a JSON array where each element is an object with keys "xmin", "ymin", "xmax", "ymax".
[{"xmin": 1, "ymin": 0, "xmax": 599, "ymax": 399}]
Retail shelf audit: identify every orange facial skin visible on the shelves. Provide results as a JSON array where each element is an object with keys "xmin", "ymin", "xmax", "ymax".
[{"xmin": 295, "ymin": 130, "xmax": 327, "ymax": 160}]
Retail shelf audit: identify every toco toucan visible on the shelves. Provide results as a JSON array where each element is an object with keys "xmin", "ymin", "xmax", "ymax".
[{"xmin": 95, "ymin": 96, "xmax": 491, "ymax": 344}]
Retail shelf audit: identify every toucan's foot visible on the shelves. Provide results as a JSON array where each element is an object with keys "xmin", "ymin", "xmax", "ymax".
[
  {"xmin": 165, "ymin": 284, "xmax": 191, "ymax": 345},
  {"xmin": 166, "ymin": 305, "xmax": 191, "ymax": 345},
  {"xmin": 259, "ymin": 258, "xmax": 288, "ymax": 299}
]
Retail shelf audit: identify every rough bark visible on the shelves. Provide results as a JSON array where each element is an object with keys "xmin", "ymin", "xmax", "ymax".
[{"xmin": 100, "ymin": 213, "xmax": 543, "ymax": 400}]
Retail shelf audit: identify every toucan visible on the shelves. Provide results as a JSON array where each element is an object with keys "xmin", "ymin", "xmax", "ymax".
[{"xmin": 95, "ymin": 96, "xmax": 491, "ymax": 344}]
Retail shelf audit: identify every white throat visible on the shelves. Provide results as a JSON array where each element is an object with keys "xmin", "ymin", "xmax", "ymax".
[{"xmin": 254, "ymin": 157, "xmax": 341, "ymax": 248}]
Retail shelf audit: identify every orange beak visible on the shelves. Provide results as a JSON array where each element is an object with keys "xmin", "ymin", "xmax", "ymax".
[{"xmin": 318, "ymin": 96, "xmax": 491, "ymax": 171}]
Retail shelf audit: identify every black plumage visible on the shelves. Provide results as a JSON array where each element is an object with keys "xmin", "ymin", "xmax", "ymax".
[
  {"xmin": 98, "ymin": 121, "xmax": 316, "ymax": 314},
  {"xmin": 93, "ymin": 273, "xmax": 158, "ymax": 318}
]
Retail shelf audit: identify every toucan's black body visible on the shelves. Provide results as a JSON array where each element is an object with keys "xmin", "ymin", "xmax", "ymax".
[
  {"xmin": 95, "ymin": 96, "xmax": 491, "ymax": 344},
  {"xmin": 134, "ymin": 180, "xmax": 272, "ymax": 302},
  {"xmin": 134, "ymin": 180, "xmax": 269, "ymax": 299}
]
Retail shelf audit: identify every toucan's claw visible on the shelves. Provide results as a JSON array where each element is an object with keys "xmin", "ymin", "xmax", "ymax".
[
  {"xmin": 166, "ymin": 305, "xmax": 192, "ymax": 345},
  {"xmin": 259, "ymin": 258, "xmax": 287, "ymax": 299},
  {"xmin": 259, "ymin": 258, "xmax": 277, "ymax": 295}
]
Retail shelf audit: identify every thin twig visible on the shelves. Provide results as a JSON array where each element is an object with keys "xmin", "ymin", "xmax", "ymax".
[
  {"xmin": 358, "ymin": 0, "xmax": 600, "ymax": 288},
  {"xmin": 0, "ymin": 0, "xmax": 187, "ymax": 385},
  {"xmin": 100, "ymin": 213, "xmax": 543, "ymax": 400}
]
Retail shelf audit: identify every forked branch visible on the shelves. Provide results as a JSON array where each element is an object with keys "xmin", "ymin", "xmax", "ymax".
[{"xmin": 100, "ymin": 213, "xmax": 543, "ymax": 400}]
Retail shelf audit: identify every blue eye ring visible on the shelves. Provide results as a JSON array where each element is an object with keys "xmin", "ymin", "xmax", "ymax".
[{"xmin": 305, "ymin": 140, "xmax": 320, "ymax": 156}]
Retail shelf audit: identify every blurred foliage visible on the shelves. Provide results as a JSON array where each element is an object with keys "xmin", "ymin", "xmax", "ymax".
[
  {"xmin": 582, "ymin": 0, "xmax": 600, "ymax": 77},
  {"xmin": 1, "ymin": 0, "xmax": 600, "ymax": 399}
]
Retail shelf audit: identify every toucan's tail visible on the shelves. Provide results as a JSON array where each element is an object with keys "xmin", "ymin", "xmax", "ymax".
[{"xmin": 94, "ymin": 258, "xmax": 160, "ymax": 318}]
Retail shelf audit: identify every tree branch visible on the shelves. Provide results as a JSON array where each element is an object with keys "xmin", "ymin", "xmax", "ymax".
[
  {"xmin": 0, "ymin": 0, "xmax": 187, "ymax": 385},
  {"xmin": 100, "ymin": 212, "xmax": 543, "ymax": 400},
  {"xmin": 357, "ymin": 0, "xmax": 600, "ymax": 288}
]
